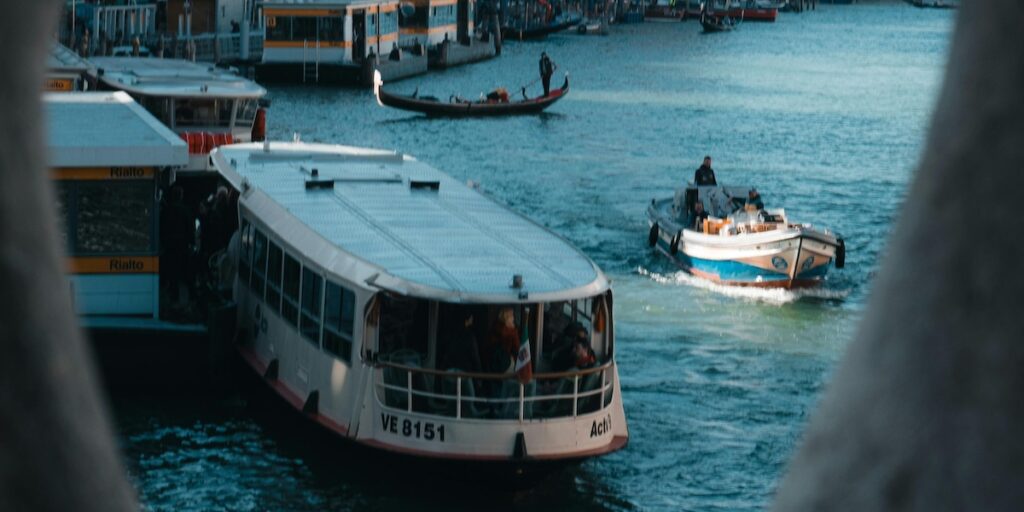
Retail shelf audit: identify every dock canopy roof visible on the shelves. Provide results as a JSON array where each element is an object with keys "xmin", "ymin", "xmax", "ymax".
[
  {"xmin": 48, "ymin": 43, "xmax": 92, "ymax": 76},
  {"xmin": 45, "ymin": 91, "xmax": 188, "ymax": 167},
  {"xmin": 214, "ymin": 143, "xmax": 607, "ymax": 302},
  {"xmin": 89, "ymin": 57, "xmax": 267, "ymax": 99}
]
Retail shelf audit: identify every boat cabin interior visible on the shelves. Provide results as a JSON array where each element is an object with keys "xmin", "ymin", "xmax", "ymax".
[
  {"xmin": 134, "ymin": 95, "xmax": 261, "ymax": 136},
  {"xmin": 374, "ymin": 293, "xmax": 615, "ymax": 420}
]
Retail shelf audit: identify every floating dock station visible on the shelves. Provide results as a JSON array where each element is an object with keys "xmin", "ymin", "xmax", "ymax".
[
  {"xmin": 258, "ymin": 0, "xmax": 495, "ymax": 85},
  {"xmin": 45, "ymin": 91, "xmax": 193, "ymax": 332},
  {"xmin": 47, "ymin": 44, "xmax": 93, "ymax": 92}
]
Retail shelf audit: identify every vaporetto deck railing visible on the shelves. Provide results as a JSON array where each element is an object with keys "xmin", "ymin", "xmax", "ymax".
[{"xmin": 375, "ymin": 358, "xmax": 615, "ymax": 421}]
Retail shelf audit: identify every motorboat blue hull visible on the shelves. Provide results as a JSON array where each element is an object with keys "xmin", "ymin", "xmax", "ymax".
[{"xmin": 647, "ymin": 197, "xmax": 842, "ymax": 288}]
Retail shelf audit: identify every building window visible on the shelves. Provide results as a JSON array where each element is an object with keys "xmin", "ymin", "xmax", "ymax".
[
  {"xmin": 266, "ymin": 241, "xmax": 283, "ymax": 311},
  {"xmin": 323, "ymin": 281, "xmax": 356, "ymax": 363},
  {"xmin": 282, "ymin": 252, "xmax": 300, "ymax": 327},
  {"xmin": 300, "ymin": 266, "xmax": 323, "ymax": 345}
]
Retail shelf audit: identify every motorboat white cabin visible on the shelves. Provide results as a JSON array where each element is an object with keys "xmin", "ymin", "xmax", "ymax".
[
  {"xmin": 89, "ymin": 57, "xmax": 268, "ymax": 172},
  {"xmin": 213, "ymin": 142, "xmax": 627, "ymax": 479},
  {"xmin": 45, "ymin": 92, "xmax": 190, "ymax": 330}
]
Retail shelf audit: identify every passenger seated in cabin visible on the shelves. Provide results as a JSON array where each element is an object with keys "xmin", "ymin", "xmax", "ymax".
[
  {"xmin": 552, "ymin": 324, "xmax": 597, "ymax": 372},
  {"xmin": 543, "ymin": 302, "xmax": 571, "ymax": 351},
  {"xmin": 485, "ymin": 87, "xmax": 510, "ymax": 103},
  {"xmin": 694, "ymin": 155, "xmax": 717, "ymax": 186},
  {"xmin": 548, "ymin": 323, "xmax": 598, "ymax": 372},
  {"xmin": 690, "ymin": 201, "xmax": 709, "ymax": 231},
  {"xmin": 480, "ymin": 307, "xmax": 519, "ymax": 373},
  {"xmin": 440, "ymin": 312, "xmax": 482, "ymax": 373}
]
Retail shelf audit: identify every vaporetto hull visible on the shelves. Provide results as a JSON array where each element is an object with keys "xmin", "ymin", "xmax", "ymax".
[
  {"xmin": 214, "ymin": 142, "xmax": 627, "ymax": 484},
  {"xmin": 647, "ymin": 192, "xmax": 843, "ymax": 288}
]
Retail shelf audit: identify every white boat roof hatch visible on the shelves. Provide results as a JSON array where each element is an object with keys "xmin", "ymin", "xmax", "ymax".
[
  {"xmin": 45, "ymin": 91, "xmax": 188, "ymax": 167},
  {"xmin": 213, "ymin": 143, "xmax": 608, "ymax": 302},
  {"xmin": 89, "ymin": 57, "xmax": 267, "ymax": 100}
]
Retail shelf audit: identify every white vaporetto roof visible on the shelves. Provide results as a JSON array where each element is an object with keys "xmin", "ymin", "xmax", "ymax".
[
  {"xmin": 89, "ymin": 57, "xmax": 267, "ymax": 99},
  {"xmin": 213, "ymin": 142, "xmax": 608, "ymax": 302},
  {"xmin": 45, "ymin": 92, "xmax": 188, "ymax": 167}
]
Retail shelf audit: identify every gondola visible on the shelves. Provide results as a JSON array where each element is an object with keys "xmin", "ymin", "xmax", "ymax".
[
  {"xmin": 501, "ymin": 14, "xmax": 583, "ymax": 40},
  {"xmin": 372, "ymin": 71, "xmax": 570, "ymax": 117}
]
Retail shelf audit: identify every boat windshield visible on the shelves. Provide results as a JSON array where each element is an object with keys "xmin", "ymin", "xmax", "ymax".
[
  {"xmin": 373, "ymin": 293, "xmax": 615, "ymax": 420},
  {"xmin": 174, "ymin": 98, "xmax": 234, "ymax": 129}
]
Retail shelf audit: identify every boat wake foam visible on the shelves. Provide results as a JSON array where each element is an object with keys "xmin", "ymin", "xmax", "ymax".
[{"xmin": 636, "ymin": 267, "xmax": 850, "ymax": 305}]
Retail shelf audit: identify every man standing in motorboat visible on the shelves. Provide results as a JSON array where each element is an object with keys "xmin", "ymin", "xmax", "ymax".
[
  {"xmin": 694, "ymin": 155, "xmax": 717, "ymax": 186},
  {"xmin": 539, "ymin": 52, "xmax": 555, "ymax": 96}
]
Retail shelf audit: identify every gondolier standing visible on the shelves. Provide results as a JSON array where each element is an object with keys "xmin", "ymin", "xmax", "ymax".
[{"xmin": 539, "ymin": 52, "xmax": 555, "ymax": 96}]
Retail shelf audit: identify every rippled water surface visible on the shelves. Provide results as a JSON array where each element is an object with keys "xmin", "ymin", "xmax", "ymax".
[{"xmin": 113, "ymin": 4, "xmax": 954, "ymax": 510}]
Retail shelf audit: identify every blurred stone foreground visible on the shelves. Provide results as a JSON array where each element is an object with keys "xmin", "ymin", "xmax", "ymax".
[
  {"xmin": 2, "ymin": 2, "xmax": 1022, "ymax": 511},
  {"xmin": 773, "ymin": 2, "xmax": 1024, "ymax": 511},
  {"xmin": 0, "ymin": 0, "xmax": 136, "ymax": 510}
]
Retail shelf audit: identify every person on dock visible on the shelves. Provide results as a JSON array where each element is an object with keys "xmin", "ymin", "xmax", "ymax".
[
  {"xmin": 694, "ymin": 155, "xmax": 717, "ymax": 186},
  {"xmin": 539, "ymin": 52, "xmax": 555, "ymax": 96},
  {"xmin": 159, "ymin": 186, "xmax": 194, "ymax": 309}
]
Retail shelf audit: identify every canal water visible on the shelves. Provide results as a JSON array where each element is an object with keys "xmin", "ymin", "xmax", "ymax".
[{"xmin": 112, "ymin": 3, "xmax": 954, "ymax": 511}]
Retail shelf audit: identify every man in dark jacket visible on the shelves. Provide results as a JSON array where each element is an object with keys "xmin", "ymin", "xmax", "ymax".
[
  {"xmin": 539, "ymin": 52, "xmax": 555, "ymax": 96},
  {"xmin": 694, "ymin": 155, "xmax": 717, "ymax": 186}
]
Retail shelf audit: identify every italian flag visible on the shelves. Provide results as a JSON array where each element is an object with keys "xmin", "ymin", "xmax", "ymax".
[{"xmin": 515, "ymin": 319, "xmax": 533, "ymax": 383}]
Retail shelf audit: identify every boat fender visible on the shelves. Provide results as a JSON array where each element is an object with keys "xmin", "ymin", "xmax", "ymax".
[
  {"xmin": 251, "ymin": 107, "xmax": 267, "ymax": 142},
  {"xmin": 264, "ymin": 358, "xmax": 279, "ymax": 381},
  {"xmin": 648, "ymin": 222, "xmax": 659, "ymax": 247},
  {"xmin": 670, "ymin": 231, "xmax": 681, "ymax": 255},
  {"xmin": 302, "ymin": 390, "xmax": 319, "ymax": 415},
  {"xmin": 836, "ymin": 238, "xmax": 846, "ymax": 268},
  {"xmin": 513, "ymin": 432, "xmax": 528, "ymax": 459}
]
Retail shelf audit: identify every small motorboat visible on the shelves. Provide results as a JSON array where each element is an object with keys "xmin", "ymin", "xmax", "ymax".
[
  {"xmin": 700, "ymin": 9, "xmax": 741, "ymax": 32},
  {"xmin": 646, "ymin": 184, "xmax": 845, "ymax": 288},
  {"xmin": 373, "ymin": 71, "xmax": 569, "ymax": 117}
]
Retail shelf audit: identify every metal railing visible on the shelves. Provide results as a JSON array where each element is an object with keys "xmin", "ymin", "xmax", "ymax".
[
  {"xmin": 142, "ymin": 34, "xmax": 265, "ymax": 63},
  {"xmin": 302, "ymin": 40, "xmax": 320, "ymax": 83},
  {"xmin": 374, "ymin": 359, "xmax": 615, "ymax": 421}
]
